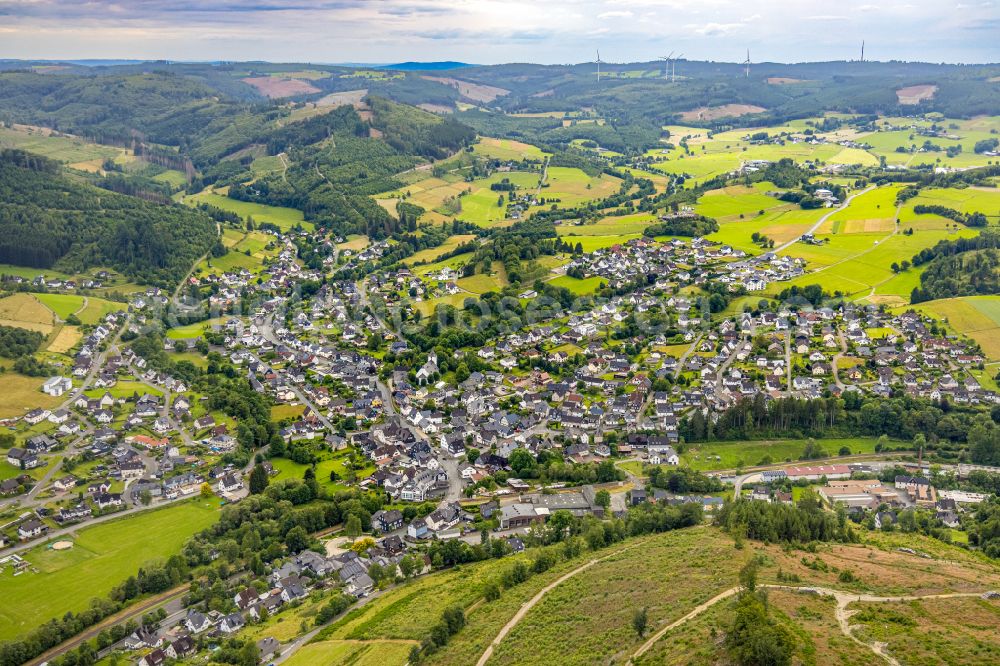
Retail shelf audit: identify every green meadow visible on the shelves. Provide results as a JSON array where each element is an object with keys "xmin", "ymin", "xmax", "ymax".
[
  {"xmin": 185, "ymin": 190, "xmax": 311, "ymax": 231},
  {"xmin": 0, "ymin": 501, "xmax": 220, "ymax": 642}
]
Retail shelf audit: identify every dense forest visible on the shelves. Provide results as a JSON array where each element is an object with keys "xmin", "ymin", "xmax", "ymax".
[
  {"xmin": 0, "ymin": 324, "xmax": 44, "ymax": 358},
  {"xmin": 0, "ymin": 150, "xmax": 217, "ymax": 286},
  {"xmin": 910, "ymin": 249, "xmax": 1000, "ymax": 302}
]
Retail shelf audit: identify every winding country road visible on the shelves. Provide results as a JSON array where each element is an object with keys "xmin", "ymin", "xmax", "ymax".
[
  {"xmin": 771, "ymin": 185, "xmax": 874, "ymax": 254},
  {"xmin": 475, "ymin": 559, "xmax": 602, "ymax": 666},
  {"xmin": 475, "ymin": 541, "xmax": 644, "ymax": 666}
]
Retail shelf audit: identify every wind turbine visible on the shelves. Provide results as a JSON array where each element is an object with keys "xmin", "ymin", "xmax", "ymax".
[
  {"xmin": 660, "ymin": 51, "xmax": 675, "ymax": 80},
  {"xmin": 595, "ymin": 50, "xmax": 603, "ymax": 83},
  {"xmin": 671, "ymin": 53, "xmax": 683, "ymax": 83},
  {"xmin": 743, "ymin": 49, "xmax": 751, "ymax": 78},
  {"xmin": 860, "ymin": 40, "xmax": 865, "ymax": 63}
]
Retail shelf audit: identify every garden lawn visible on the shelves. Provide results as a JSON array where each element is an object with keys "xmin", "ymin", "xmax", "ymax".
[{"xmin": 0, "ymin": 500, "xmax": 220, "ymax": 642}]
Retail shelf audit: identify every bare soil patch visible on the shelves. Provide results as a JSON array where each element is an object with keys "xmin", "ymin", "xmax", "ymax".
[
  {"xmin": 896, "ymin": 84, "xmax": 938, "ymax": 105},
  {"xmin": 767, "ymin": 77, "xmax": 809, "ymax": 84},
  {"xmin": 418, "ymin": 103, "xmax": 454, "ymax": 114},
  {"xmin": 316, "ymin": 89, "xmax": 368, "ymax": 107},
  {"xmin": 679, "ymin": 104, "xmax": 766, "ymax": 122},
  {"xmin": 242, "ymin": 77, "xmax": 320, "ymax": 99},
  {"xmin": 421, "ymin": 76, "xmax": 509, "ymax": 103}
]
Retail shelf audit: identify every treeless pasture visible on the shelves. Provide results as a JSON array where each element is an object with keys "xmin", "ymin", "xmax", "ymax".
[
  {"xmin": 47, "ymin": 325, "xmax": 82, "ymax": 354},
  {"xmin": 418, "ymin": 103, "xmax": 455, "ymax": 114},
  {"xmin": 421, "ymin": 76, "xmax": 510, "ymax": 103},
  {"xmin": 896, "ymin": 84, "xmax": 938, "ymax": 105},
  {"xmin": 242, "ymin": 77, "xmax": 320, "ymax": 98},
  {"xmin": 0, "ymin": 293, "xmax": 55, "ymax": 334},
  {"xmin": 679, "ymin": 104, "xmax": 766, "ymax": 122},
  {"xmin": 315, "ymin": 89, "xmax": 368, "ymax": 107}
]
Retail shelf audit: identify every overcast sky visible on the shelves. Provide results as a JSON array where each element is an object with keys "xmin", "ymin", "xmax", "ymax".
[{"xmin": 0, "ymin": 0, "xmax": 997, "ymax": 65}]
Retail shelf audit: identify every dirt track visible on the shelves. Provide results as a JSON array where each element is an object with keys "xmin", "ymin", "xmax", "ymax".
[{"xmin": 628, "ymin": 584, "xmax": 993, "ymax": 665}]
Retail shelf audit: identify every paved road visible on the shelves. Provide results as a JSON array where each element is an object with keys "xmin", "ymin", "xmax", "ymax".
[
  {"xmin": 253, "ymin": 314, "xmax": 335, "ymax": 432},
  {"xmin": 674, "ymin": 332, "xmax": 703, "ymax": 379}
]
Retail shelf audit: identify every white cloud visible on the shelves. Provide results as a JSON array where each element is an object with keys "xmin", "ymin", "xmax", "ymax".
[
  {"xmin": 0, "ymin": 0, "xmax": 993, "ymax": 64},
  {"xmin": 687, "ymin": 21, "xmax": 745, "ymax": 36}
]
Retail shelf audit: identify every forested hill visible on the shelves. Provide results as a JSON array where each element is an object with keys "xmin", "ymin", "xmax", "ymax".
[
  {"xmin": 226, "ymin": 100, "xmax": 475, "ymax": 240},
  {"xmin": 0, "ymin": 149, "xmax": 217, "ymax": 287}
]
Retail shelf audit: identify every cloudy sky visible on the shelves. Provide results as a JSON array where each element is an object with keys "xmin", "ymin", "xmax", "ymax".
[{"xmin": 0, "ymin": 0, "xmax": 996, "ymax": 65}]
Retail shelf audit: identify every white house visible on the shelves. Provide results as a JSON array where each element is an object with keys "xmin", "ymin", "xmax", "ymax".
[{"xmin": 41, "ymin": 376, "xmax": 72, "ymax": 397}]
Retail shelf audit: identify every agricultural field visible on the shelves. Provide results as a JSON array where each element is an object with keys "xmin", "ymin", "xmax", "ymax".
[
  {"xmin": 556, "ymin": 213, "xmax": 656, "ymax": 238},
  {"xmin": 0, "ymin": 292, "xmax": 56, "ymax": 334},
  {"xmin": 708, "ymin": 206, "xmax": 827, "ymax": 254},
  {"xmin": 183, "ymin": 189, "xmax": 311, "ymax": 231},
  {"xmin": 199, "ymin": 229, "xmax": 278, "ymax": 276},
  {"xmin": 0, "ymin": 125, "xmax": 122, "ymax": 165},
  {"xmin": 565, "ymin": 234, "xmax": 643, "ymax": 252},
  {"xmin": 819, "ymin": 185, "xmax": 900, "ymax": 234},
  {"xmin": 46, "ymin": 325, "xmax": 82, "ymax": 353},
  {"xmin": 337, "ymin": 234, "xmax": 371, "ymax": 252},
  {"xmin": 0, "ymin": 500, "xmax": 220, "ymax": 642},
  {"xmin": 472, "ymin": 137, "xmax": 547, "ymax": 161},
  {"xmin": 383, "ymin": 166, "xmax": 618, "ymax": 228},
  {"xmin": 905, "ymin": 186, "xmax": 1000, "ymax": 226},
  {"xmin": 0, "ymin": 360, "xmax": 61, "ymax": 418},
  {"xmin": 901, "ymin": 296, "xmax": 1000, "ymax": 361},
  {"xmin": 776, "ymin": 205, "xmax": 977, "ymax": 301},
  {"xmin": 548, "ymin": 275, "xmax": 605, "ymax": 295},
  {"xmin": 34, "ymin": 293, "xmax": 121, "ymax": 325},
  {"xmin": 404, "ymin": 234, "xmax": 475, "ymax": 266}
]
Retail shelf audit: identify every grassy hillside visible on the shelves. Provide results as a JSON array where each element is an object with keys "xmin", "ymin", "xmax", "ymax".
[{"xmin": 310, "ymin": 525, "xmax": 1000, "ymax": 666}]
